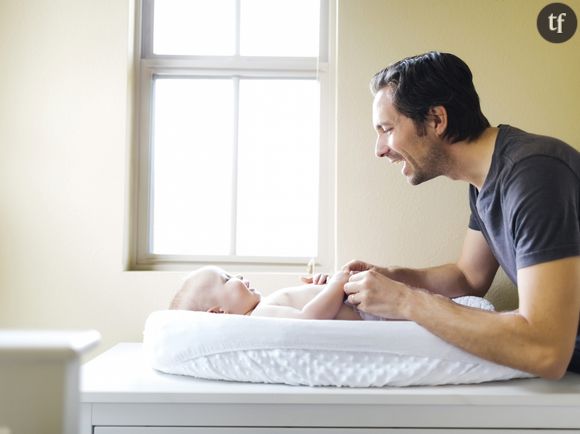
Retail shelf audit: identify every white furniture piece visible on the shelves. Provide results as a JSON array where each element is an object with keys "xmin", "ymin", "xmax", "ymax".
[
  {"xmin": 0, "ymin": 330, "xmax": 100, "ymax": 434},
  {"xmin": 81, "ymin": 343, "xmax": 580, "ymax": 433}
]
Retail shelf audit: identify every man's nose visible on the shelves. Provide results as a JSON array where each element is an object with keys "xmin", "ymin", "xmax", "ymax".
[{"xmin": 375, "ymin": 135, "xmax": 390, "ymax": 158}]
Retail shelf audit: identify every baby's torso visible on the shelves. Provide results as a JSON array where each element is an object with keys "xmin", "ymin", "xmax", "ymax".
[
  {"xmin": 261, "ymin": 285, "xmax": 360, "ymax": 320},
  {"xmin": 264, "ymin": 284, "xmax": 323, "ymax": 309}
]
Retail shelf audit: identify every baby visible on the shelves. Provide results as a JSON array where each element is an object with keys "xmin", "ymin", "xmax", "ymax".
[{"xmin": 169, "ymin": 265, "xmax": 363, "ymax": 320}]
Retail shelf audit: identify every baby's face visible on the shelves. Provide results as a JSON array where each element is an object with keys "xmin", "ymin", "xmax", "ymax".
[{"xmin": 207, "ymin": 266, "xmax": 261, "ymax": 315}]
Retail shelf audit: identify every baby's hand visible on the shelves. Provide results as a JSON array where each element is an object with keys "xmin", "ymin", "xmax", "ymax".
[
  {"xmin": 329, "ymin": 270, "xmax": 350, "ymax": 283},
  {"xmin": 300, "ymin": 273, "xmax": 329, "ymax": 285}
]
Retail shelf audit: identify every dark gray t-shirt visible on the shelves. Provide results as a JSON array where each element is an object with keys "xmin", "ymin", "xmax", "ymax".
[{"xmin": 468, "ymin": 125, "xmax": 580, "ymax": 372}]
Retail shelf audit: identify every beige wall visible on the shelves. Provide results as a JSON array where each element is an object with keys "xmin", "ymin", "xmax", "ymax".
[{"xmin": 0, "ymin": 0, "xmax": 578, "ymax": 357}]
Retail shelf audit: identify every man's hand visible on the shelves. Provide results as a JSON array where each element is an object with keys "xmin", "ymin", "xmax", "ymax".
[
  {"xmin": 343, "ymin": 269, "xmax": 412, "ymax": 320},
  {"xmin": 343, "ymin": 259, "xmax": 396, "ymax": 282},
  {"xmin": 341, "ymin": 231, "xmax": 500, "ymax": 299},
  {"xmin": 342, "ymin": 259, "xmax": 378, "ymax": 274}
]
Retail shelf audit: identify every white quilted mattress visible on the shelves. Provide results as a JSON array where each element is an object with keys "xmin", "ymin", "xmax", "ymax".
[{"xmin": 143, "ymin": 301, "xmax": 533, "ymax": 387}]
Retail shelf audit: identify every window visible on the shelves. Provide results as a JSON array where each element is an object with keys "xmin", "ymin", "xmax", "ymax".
[{"xmin": 133, "ymin": 0, "xmax": 334, "ymax": 271}]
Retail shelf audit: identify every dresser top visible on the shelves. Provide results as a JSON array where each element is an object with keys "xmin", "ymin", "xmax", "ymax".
[{"xmin": 0, "ymin": 330, "xmax": 100, "ymax": 359}]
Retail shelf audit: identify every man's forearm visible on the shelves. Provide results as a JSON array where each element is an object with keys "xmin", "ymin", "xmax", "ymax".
[
  {"xmin": 345, "ymin": 257, "xmax": 579, "ymax": 379},
  {"xmin": 380, "ymin": 263, "xmax": 481, "ymax": 297},
  {"xmin": 404, "ymin": 288, "xmax": 569, "ymax": 379}
]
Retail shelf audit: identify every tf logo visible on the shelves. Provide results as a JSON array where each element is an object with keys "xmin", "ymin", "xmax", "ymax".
[{"xmin": 537, "ymin": 3, "xmax": 577, "ymax": 43}]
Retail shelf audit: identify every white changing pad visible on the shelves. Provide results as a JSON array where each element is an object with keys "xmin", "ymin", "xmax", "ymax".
[{"xmin": 144, "ymin": 303, "xmax": 533, "ymax": 387}]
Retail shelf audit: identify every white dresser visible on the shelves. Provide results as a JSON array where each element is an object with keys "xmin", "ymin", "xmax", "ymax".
[
  {"xmin": 81, "ymin": 343, "xmax": 580, "ymax": 433},
  {"xmin": 0, "ymin": 330, "xmax": 100, "ymax": 434}
]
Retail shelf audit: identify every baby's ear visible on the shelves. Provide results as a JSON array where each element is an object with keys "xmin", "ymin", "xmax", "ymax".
[{"xmin": 207, "ymin": 306, "xmax": 226, "ymax": 314}]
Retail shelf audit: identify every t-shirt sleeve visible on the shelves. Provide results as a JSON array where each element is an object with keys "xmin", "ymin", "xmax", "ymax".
[
  {"xmin": 468, "ymin": 213, "xmax": 480, "ymax": 231},
  {"xmin": 504, "ymin": 156, "xmax": 580, "ymax": 269},
  {"xmin": 468, "ymin": 185, "xmax": 481, "ymax": 231}
]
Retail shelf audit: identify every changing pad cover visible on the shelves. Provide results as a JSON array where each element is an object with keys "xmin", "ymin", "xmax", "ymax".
[{"xmin": 144, "ymin": 302, "xmax": 533, "ymax": 387}]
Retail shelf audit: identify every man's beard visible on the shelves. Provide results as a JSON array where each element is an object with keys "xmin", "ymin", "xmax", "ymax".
[{"xmin": 408, "ymin": 142, "xmax": 449, "ymax": 186}]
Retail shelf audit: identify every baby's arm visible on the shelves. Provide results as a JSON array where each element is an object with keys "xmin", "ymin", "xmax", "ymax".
[{"xmin": 253, "ymin": 271, "xmax": 349, "ymax": 319}]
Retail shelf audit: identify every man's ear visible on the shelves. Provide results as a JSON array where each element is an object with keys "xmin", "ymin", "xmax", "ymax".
[
  {"xmin": 207, "ymin": 306, "xmax": 227, "ymax": 314},
  {"xmin": 429, "ymin": 105, "xmax": 448, "ymax": 138}
]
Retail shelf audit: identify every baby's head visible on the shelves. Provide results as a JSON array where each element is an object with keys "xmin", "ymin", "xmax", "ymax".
[{"xmin": 170, "ymin": 266, "xmax": 261, "ymax": 315}]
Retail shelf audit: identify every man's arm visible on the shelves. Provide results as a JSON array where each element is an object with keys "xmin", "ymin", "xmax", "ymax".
[
  {"xmin": 344, "ymin": 229, "xmax": 499, "ymax": 297},
  {"xmin": 252, "ymin": 271, "xmax": 349, "ymax": 319},
  {"xmin": 345, "ymin": 256, "xmax": 580, "ymax": 379}
]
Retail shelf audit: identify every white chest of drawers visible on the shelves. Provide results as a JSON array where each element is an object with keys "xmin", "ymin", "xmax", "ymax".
[
  {"xmin": 0, "ymin": 330, "xmax": 100, "ymax": 434},
  {"xmin": 81, "ymin": 343, "xmax": 580, "ymax": 433}
]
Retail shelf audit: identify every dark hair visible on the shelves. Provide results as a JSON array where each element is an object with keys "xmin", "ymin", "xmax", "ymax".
[{"xmin": 370, "ymin": 52, "xmax": 490, "ymax": 143}]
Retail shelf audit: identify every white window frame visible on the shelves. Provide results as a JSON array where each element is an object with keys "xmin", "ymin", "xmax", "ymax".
[{"xmin": 130, "ymin": 0, "xmax": 335, "ymax": 272}]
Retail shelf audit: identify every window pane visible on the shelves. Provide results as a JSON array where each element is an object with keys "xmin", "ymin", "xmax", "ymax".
[
  {"xmin": 153, "ymin": 0, "xmax": 235, "ymax": 55},
  {"xmin": 240, "ymin": 0, "xmax": 320, "ymax": 57},
  {"xmin": 236, "ymin": 79, "xmax": 320, "ymax": 257},
  {"xmin": 151, "ymin": 78, "xmax": 234, "ymax": 255}
]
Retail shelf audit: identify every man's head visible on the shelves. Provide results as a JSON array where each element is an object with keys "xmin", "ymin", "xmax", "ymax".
[
  {"xmin": 170, "ymin": 266, "xmax": 261, "ymax": 315},
  {"xmin": 370, "ymin": 52, "xmax": 490, "ymax": 185},
  {"xmin": 370, "ymin": 51, "xmax": 489, "ymax": 144}
]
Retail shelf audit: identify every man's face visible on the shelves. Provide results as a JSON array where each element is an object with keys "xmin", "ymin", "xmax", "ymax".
[{"xmin": 372, "ymin": 87, "xmax": 448, "ymax": 185}]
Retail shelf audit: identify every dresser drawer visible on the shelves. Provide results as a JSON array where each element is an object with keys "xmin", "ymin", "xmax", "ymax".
[{"xmin": 94, "ymin": 429, "xmax": 572, "ymax": 434}]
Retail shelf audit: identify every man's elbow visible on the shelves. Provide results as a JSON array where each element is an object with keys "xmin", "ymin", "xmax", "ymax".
[{"xmin": 533, "ymin": 347, "xmax": 571, "ymax": 380}]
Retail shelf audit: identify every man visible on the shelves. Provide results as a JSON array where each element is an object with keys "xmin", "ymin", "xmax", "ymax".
[{"xmin": 343, "ymin": 51, "xmax": 580, "ymax": 379}]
